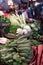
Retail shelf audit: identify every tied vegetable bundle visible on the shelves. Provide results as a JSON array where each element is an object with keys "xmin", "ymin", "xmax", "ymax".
[{"xmin": 9, "ymin": 14, "xmax": 32, "ymax": 35}]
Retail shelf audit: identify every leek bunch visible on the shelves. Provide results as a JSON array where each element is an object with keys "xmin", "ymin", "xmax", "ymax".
[
  {"xmin": 9, "ymin": 14, "xmax": 32, "ymax": 34},
  {"xmin": 9, "ymin": 14, "xmax": 26, "ymax": 26}
]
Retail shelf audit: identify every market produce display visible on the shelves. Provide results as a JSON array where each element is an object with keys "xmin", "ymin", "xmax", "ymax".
[
  {"xmin": 0, "ymin": 13, "xmax": 41, "ymax": 65},
  {"xmin": 1, "ymin": 14, "xmax": 40, "ymax": 36}
]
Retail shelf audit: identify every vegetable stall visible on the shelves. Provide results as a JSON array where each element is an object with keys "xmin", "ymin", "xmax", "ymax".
[{"xmin": 0, "ymin": 13, "xmax": 42, "ymax": 65}]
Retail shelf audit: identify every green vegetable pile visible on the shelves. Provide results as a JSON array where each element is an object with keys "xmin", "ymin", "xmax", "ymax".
[{"xmin": 0, "ymin": 36, "xmax": 32, "ymax": 65}]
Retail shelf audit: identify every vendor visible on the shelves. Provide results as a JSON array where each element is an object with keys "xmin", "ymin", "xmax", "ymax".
[
  {"xmin": 28, "ymin": 3, "xmax": 37, "ymax": 18},
  {"xmin": 8, "ymin": 5, "xmax": 15, "ymax": 13},
  {"xmin": 7, "ymin": 0, "xmax": 15, "ymax": 13},
  {"xmin": 22, "ymin": 5, "xmax": 29, "ymax": 22},
  {"xmin": 8, "ymin": 0, "xmax": 13, "ymax": 6},
  {"xmin": 14, "ymin": 4, "xmax": 22, "ymax": 15},
  {"xmin": 22, "ymin": 5, "xmax": 32, "ymax": 23}
]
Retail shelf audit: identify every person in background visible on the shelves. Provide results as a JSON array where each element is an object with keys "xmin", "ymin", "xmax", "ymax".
[
  {"xmin": 14, "ymin": 4, "xmax": 19, "ymax": 14},
  {"xmin": 8, "ymin": 5, "xmax": 15, "ymax": 13},
  {"xmin": 14, "ymin": 4, "xmax": 22, "ymax": 15},
  {"xmin": 1, "ymin": 0, "xmax": 9, "ymax": 10},
  {"xmin": 16, "ymin": 0, "xmax": 21, "ymax": 4},
  {"xmin": 40, "ymin": 6, "xmax": 43, "ymax": 18},
  {"xmin": 8, "ymin": 0, "xmax": 13, "ymax": 6},
  {"xmin": 7, "ymin": 0, "xmax": 15, "ymax": 13},
  {"xmin": 39, "ymin": 6, "xmax": 43, "ymax": 35},
  {"xmin": 14, "ymin": 0, "xmax": 21, "ymax": 4},
  {"xmin": 21, "ymin": 0, "xmax": 28, "ymax": 4},
  {"xmin": 28, "ymin": 4, "xmax": 36, "ymax": 18},
  {"xmin": 22, "ymin": 5, "xmax": 33, "ymax": 23},
  {"xmin": 13, "ymin": 0, "xmax": 22, "ymax": 9},
  {"xmin": 22, "ymin": 5, "xmax": 29, "ymax": 22}
]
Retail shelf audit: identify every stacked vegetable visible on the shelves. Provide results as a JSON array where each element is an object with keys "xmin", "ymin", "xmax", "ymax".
[{"xmin": 0, "ymin": 36, "xmax": 32, "ymax": 65}]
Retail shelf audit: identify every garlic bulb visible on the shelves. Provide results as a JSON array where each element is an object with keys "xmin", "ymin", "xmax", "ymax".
[
  {"xmin": 24, "ymin": 25, "xmax": 32, "ymax": 33},
  {"xmin": 17, "ymin": 28, "xmax": 23, "ymax": 35},
  {"xmin": 23, "ymin": 29, "xmax": 28, "ymax": 35}
]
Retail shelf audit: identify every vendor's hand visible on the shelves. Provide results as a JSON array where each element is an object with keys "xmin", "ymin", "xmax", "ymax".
[{"xmin": 29, "ymin": 18, "xmax": 33, "ymax": 22}]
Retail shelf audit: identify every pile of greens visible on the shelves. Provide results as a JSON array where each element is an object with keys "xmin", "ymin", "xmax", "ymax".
[{"xmin": 0, "ymin": 36, "xmax": 32, "ymax": 65}]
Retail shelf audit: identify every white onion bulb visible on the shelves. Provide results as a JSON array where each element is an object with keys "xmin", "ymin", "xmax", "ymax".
[{"xmin": 17, "ymin": 28, "xmax": 23, "ymax": 35}]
